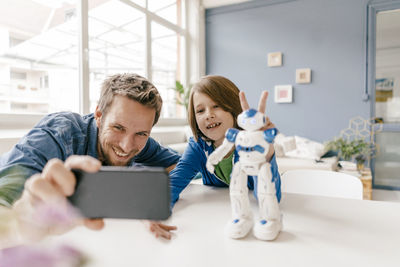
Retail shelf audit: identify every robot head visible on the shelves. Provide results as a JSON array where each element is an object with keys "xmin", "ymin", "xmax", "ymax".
[{"xmin": 237, "ymin": 108, "xmax": 265, "ymax": 131}]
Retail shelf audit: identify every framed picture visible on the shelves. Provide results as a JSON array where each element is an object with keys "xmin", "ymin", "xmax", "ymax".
[
  {"xmin": 268, "ymin": 52, "xmax": 283, "ymax": 67},
  {"xmin": 296, "ymin": 68, "xmax": 312, "ymax": 83},
  {"xmin": 274, "ymin": 85, "xmax": 293, "ymax": 103}
]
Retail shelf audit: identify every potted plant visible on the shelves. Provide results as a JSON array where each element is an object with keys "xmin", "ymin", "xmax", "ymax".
[
  {"xmin": 325, "ymin": 137, "xmax": 371, "ymax": 171},
  {"xmin": 171, "ymin": 80, "xmax": 191, "ymax": 111}
]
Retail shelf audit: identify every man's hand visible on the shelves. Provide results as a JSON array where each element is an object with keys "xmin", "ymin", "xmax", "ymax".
[
  {"xmin": 144, "ymin": 221, "xmax": 177, "ymax": 240},
  {"xmin": 12, "ymin": 155, "xmax": 103, "ymax": 241}
]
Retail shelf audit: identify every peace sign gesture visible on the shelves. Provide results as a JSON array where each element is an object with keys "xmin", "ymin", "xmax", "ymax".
[{"xmin": 239, "ymin": 90, "xmax": 276, "ymax": 130}]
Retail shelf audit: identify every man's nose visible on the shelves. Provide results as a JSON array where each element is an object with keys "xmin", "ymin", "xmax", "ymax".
[{"xmin": 119, "ymin": 136, "xmax": 136, "ymax": 152}]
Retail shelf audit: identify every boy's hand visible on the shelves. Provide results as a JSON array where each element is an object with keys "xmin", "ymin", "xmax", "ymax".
[{"xmin": 144, "ymin": 220, "xmax": 177, "ymax": 240}]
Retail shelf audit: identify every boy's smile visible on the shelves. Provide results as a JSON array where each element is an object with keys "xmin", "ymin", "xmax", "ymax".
[{"xmin": 193, "ymin": 92, "xmax": 234, "ymax": 147}]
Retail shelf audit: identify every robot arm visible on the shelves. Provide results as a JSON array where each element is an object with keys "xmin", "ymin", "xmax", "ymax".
[
  {"xmin": 263, "ymin": 128, "xmax": 278, "ymax": 162},
  {"xmin": 206, "ymin": 128, "xmax": 238, "ymax": 173},
  {"xmin": 263, "ymin": 128, "xmax": 278, "ymax": 143}
]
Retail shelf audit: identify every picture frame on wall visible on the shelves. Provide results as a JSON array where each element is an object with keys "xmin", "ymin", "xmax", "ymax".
[
  {"xmin": 296, "ymin": 68, "xmax": 312, "ymax": 83},
  {"xmin": 274, "ymin": 85, "xmax": 293, "ymax": 103},
  {"xmin": 268, "ymin": 52, "xmax": 283, "ymax": 67}
]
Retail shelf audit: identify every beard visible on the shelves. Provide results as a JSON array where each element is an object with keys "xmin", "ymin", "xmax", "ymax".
[{"xmin": 97, "ymin": 124, "xmax": 138, "ymax": 166}]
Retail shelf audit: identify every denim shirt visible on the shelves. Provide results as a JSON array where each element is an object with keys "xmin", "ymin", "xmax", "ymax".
[{"xmin": 0, "ymin": 112, "xmax": 180, "ymax": 207}]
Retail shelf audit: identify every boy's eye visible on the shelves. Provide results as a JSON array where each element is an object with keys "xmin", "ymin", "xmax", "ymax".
[
  {"xmin": 196, "ymin": 109, "xmax": 204, "ymax": 113},
  {"xmin": 213, "ymin": 105, "xmax": 219, "ymax": 108}
]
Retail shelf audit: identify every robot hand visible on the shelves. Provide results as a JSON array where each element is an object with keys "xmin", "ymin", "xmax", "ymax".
[{"xmin": 206, "ymin": 152, "xmax": 220, "ymax": 174}]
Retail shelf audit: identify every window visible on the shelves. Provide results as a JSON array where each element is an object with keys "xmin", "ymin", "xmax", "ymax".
[
  {"xmin": 88, "ymin": 0, "xmax": 147, "ymax": 112},
  {"xmin": 152, "ymin": 22, "xmax": 184, "ymax": 118},
  {"xmin": 0, "ymin": 0, "xmax": 79, "ymax": 114},
  {"xmin": 0, "ymin": 0, "xmax": 192, "ymax": 120}
]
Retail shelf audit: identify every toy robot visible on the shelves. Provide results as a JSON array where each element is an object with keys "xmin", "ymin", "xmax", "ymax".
[{"xmin": 206, "ymin": 108, "xmax": 281, "ymax": 241}]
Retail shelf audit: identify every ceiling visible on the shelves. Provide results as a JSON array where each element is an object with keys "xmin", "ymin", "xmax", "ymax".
[{"xmin": 0, "ymin": 0, "xmax": 398, "ymax": 67}]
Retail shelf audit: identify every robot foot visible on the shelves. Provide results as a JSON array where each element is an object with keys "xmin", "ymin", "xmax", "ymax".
[
  {"xmin": 225, "ymin": 218, "xmax": 253, "ymax": 239},
  {"xmin": 253, "ymin": 218, "xmax": 282, "ymax": 241}
]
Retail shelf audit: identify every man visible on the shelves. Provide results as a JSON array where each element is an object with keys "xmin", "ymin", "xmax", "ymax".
[{"xmin": 0, "ymin": 73, "xmax": 179, "ymax": 240}]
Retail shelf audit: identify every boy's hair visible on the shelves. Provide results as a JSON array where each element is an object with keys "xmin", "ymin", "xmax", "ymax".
[
  {"xmin": 98, "ymin": 73, "xmax": 162, "ymax": 125},
  {"xmin": 188, "ymin": 75, "xmax": 242, "ymax": 141}
]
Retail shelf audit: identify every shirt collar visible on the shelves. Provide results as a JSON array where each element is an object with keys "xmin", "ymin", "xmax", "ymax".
[{"xmin": 86, "ymin": 114, "xmax": 99, "ymax": 159}]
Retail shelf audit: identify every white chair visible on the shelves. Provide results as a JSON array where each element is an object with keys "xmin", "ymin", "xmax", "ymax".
[{"xmin": 281, "ymin": 169, "xmax": 363, "ymax": 200}]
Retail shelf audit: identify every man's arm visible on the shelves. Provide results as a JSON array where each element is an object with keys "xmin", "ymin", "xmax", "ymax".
[
  {"xmin": 0, "ymin": 165, "xmax": 35, "ymax": 207},
  {"xmin": 0, "ymin": 127, "xmax": 67, "ymax": 206},
  {"xmin": 11, "ymin": 156, "xmax": 104, "ymax": 242},
  {"xmin": 133, "ymin": 137, "xmax": 180, "ymax": 168},
  {"xmin": 0, "ymin": 112, "xmax": 90, "ymax": 206}
]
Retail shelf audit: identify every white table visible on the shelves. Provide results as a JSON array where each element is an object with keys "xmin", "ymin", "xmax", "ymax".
[{"xmin": 55, "ymin": 184, "xmax": 400, "ymax": 267}]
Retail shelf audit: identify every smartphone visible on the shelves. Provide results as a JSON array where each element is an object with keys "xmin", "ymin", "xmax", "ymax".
[{"xmin": 68, "ymin": 166, "xmax": 171, "ymax": 220}]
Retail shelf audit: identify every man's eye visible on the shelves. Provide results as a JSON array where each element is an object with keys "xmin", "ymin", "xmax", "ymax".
[
  {"xmin": 137, "ymin": 132, "xmax": 148, "ymax": 137},
  {"xmin": 114, "ymin": 126, "xmax": 122, "ymax": 131}
]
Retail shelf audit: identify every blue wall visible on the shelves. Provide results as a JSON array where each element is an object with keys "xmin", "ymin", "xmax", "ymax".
[{"xmin": 205, "ymin": 0, "xmax": 374, "ymax": 142}]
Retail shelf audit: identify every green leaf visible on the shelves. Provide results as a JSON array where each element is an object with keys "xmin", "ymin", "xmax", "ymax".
[{"xmin": 175, "ymin": 80, "xmax": 184, "ymax": 95}]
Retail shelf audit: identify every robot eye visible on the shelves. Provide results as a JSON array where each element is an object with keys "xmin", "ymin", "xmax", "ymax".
[{"xmin": 251, "ymin": 118, "xmax": 256, "ymax": 124}]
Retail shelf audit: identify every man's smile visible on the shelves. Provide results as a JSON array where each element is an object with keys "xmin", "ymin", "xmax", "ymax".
[{"xmin": 112, "ymin": 146, "xmax": 129, "ymax": 157}]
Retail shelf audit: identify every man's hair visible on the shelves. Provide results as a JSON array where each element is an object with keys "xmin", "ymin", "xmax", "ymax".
[
  {"xmin": 98, "ymin": 73, "xmax": 162, "ymax": 125},
  {"xmin": 188, "ymin": 75, "xmax": 242, "ymax": 141}
]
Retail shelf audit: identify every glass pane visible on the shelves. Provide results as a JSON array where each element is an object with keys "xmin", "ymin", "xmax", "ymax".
[
  {"xmin": 374, "ymin": 131, "xmax": 400, "ymax": 188},
  {"xmin": 0, "ymin": 0, "xmax": 79, "ymax": 114},
  {"xmin": 375, "ymin": 9, "xmax": 400, "ymax": 123},
  {"xmin": 88, "ymin": 0, "xmax": 145, "ymax": 111},
  {"xmin": 151, "ymin": 22, "xmax": 184, "ymax": 118},
  {"xmin": 149, "ymin": 0, "xmax": 182, "ymax": 26},
  {"xmin": 126, "ymin": 0, "xmax": 146, "ymax": 8}
]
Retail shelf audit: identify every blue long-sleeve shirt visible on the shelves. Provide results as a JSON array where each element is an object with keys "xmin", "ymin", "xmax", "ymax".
[
  {"xmin": 0, "ymin": 112, "xmax": 180, "ymax": 207},
  {"xmin": 169, "ymin": 136, "xmax": 281, "ymax": 206}
]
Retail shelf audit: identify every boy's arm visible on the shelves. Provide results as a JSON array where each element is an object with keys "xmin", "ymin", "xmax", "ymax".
[
  {"xmin": 206, "ymin": 129, "xmax": 237, "ymax": 174},
  {"xmin": 145, "ymin": 140, "xmax": 202, "ymax": 241},
  {"xmin": 169, "ymin": 140, "xmax": 203, "ymax": 205},
  {"xmin": 269, "ymin": 154, "xmax": 282, "ymax": 202}
]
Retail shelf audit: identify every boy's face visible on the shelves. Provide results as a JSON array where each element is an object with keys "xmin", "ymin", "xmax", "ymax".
[
  {"xmin": 193, "ymin": 92, "xmax": 234, "ymax": 147},
  {"xmin": 95, "ymin": 95, "xmax": 155, "ymax": 166}
]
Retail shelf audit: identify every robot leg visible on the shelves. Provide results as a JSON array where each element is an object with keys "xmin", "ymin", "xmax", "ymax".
[
  {"xmin": 226, "ymin": 162, "xmax": 253, "ymax": 239},
  {"xmin": 253, "ymin": 162, "xmax": 282, "ymax": 241}
]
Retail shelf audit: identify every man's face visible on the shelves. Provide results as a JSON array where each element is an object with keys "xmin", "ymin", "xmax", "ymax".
[{"xmin": 95, "ymin": 95, "xmax": 156, "ymax": 166}]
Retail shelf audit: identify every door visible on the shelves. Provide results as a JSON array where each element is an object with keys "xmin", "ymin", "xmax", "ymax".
[{"xmin": 372, "ymin": 8, "xmax": 400, "ymax": 190}]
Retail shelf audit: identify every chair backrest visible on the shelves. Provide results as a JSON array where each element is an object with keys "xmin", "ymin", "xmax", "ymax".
[{"xmin": 281, "ymin": 169, "xmax": 363, "ymax": 200}]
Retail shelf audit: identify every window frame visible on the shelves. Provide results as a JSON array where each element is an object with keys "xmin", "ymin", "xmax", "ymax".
[{"xmin": 1, "ymin": 0, "xmax": 204, "ymax": 128}]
